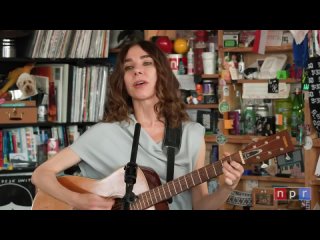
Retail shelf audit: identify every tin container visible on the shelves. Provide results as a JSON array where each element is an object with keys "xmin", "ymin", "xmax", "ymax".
[
  {"xmin": 37, "ymin": 104, "xmax": 47, "ymax": 122},
  {"xmin": 202, "ymin": 80, "xmax": 214, "ymax": 95},
  {"xmin": 1, "ymin": 39, "xmax": 16, "ymax": 58}
]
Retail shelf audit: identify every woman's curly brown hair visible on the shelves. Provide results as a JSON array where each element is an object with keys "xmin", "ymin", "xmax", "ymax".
[{"xmin": 104, "ymin": 40, "xmax": 189, "ymax": 128}]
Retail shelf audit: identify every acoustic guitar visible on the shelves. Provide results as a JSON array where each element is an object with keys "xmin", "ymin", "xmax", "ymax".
[{"xmin": 32, "ymin": 130, "xmax": 294, "ymax": 210}]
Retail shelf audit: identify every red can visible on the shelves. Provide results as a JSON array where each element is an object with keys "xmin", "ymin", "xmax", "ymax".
[{"xmin": 47, "ymin": 138, "xmax": 59, "ymax": 153}]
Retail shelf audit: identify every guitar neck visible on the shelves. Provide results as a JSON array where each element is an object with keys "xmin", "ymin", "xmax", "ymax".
[{"xmin": 131, "ymin": 152, "xmax": 242, "ymax": 210}]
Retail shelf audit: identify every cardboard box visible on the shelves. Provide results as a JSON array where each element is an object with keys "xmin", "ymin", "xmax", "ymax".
[{"xmin": 0, "ymin": 101, "xmax": 37, "ymax": 124}]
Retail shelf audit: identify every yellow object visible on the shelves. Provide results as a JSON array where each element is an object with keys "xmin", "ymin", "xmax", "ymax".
[
  {"xmin": 0, "ymin": 63, "xmax": 34, "ymax": 98},
  {"xmin": 173, "ymin": 38, "xmax": 188, "ymax": 54}
]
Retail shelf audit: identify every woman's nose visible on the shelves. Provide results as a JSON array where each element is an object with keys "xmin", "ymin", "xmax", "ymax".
[{"xmin": 134, "ymin": 69, "xmax": 142, "ymax": 75}]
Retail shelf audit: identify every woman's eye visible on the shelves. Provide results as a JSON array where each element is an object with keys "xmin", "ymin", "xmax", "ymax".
[
  {"xmin": 124, "ymin": 66, "xmax": 133, "ymax": 71},
  {"xmin": 143, "ymin": 61, "xmax": 153, "ymax": 66}
]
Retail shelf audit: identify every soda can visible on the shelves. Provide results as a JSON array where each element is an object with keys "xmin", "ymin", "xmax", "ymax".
[{"xmin": 47, "ymin": 138, "xmax": 59, "ymax": 158}]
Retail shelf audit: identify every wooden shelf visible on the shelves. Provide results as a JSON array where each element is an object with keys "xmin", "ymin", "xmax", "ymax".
[
  {"xmin": 205, "ymin": 135, "xmax": 216, "ymax": 143},
  {"xmin": 109, "ymin": 48, "xmax": 121, "ymax": 53},
  {"xmin": 0, "ymin": 57, "xmax": 112, "ymax": 65},
  {"xmin": 222, "ymin": 135, "xmax": 299, "ymax": 145},
  {"xmin": 201, "ymin": 74, "xmax": 220, "ymax": 79},
  {"xmin": 241, "ymin": 175, "xmax": 305, "ymax": 183},
  {"xmin": 221, "ymin": 45, "xmax": 292, "ymax": 53},
  {"xmin": 185, "ymin": 104, "xmax": 218, "ymax": 109},
  {"xmin": 0, "ymin": 122, "xmax": 97, "ymax": 128},
  {"xmin": 311, "ymin": 179, "xmax": 320, "ymax": 185},
  {"xmin": 235, "ymin": 78, "xmax": 299, "ymax": 84},
  {"xmin": 222, "ymin": 135, "xmax": 263, "ymax": 144}
]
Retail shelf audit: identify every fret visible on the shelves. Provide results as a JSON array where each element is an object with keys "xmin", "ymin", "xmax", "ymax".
[
  {"xmin": 144, "ymin": 192, "xmax": 150, "ymax": 207},
  {"xmin": 178, "ymin": 177, "xmax": 183, "ymax": 192},
  {"xmin": 184, "ymin": 175, "xmax": 189, "ymax": 189},
  {"xmin": 167, "ymin": 182, "xmax": 172, "ymax": 197},
  {"xmin": 190, "ymin": 174, "xmax": 195, "ymax": 186},
  {"xmin": 206, "ymin": 164, "xmax": 215, "ymax": 178},
  {"xmin": 148, "ymin": 191, "xmax": 153, "ymax": 206},
  {"xmin": 204, "ymin": 167, "xmax": 210, "ymax": 179},
  {"xmin": 199, "ymin": 167, "xmax": 209, "ymax": 182},
  {"xmin": 172, "ymin": 180, "xmax": 177, "ymax": 194},
  {"xmin": 212, "ymin": 164, "xmax": 217, "ymax": 176},
  {"xmin": 196, "ymin": 169, "xmax": 202, "ymax": 183},
  {"xmin": 157, "ymin": 186, "xmax": 162, "ymax": 202},
  {"xmin": 139, "ymin": 197, "xmax": 143, "ymax": 210},
  {"xmin": 141, "ymin": 194, "xmax": 147, "ymax": 209},
  {"xmin": 162, "ymin": 184, "xmax": 167, "ymax": 199},
  {"xmin": 152, "ymin": 188, "xmax": 158, "ymax": 203}
]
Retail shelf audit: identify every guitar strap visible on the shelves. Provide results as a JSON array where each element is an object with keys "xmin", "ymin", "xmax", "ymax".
[{"xmin": 162, "ymin": 122, "xmax": 182, "ymax": 204}]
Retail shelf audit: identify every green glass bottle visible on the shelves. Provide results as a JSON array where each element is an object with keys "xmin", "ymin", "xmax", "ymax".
[{"xmin": 291, "ymin": 87, "xmax": 303, "ymax": 137}]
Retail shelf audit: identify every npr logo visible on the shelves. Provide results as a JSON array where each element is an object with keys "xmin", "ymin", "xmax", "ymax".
[{"xmin": 274, "ymin": 187, "xmax": 311, "ymax": 201}]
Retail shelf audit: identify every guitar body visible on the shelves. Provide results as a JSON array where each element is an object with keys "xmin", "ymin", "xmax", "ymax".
[{"xmin": 32, "ymin": 166, "xmax": 169, "ymax": 210}]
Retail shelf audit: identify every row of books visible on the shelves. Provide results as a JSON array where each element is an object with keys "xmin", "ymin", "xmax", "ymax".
[
  {"xmin": 30, "ymin": 64, "xmax": 109, "ymax": 123},
  {"xmin": 29, "ymin": 30, "xmax": 110, "ymax": 59},
  {"xmin": 0, "ymin": 125, "xmax": 87, "ymax": 171},
  {"xmin": 70, "ymin": 65, "xmax": 109, "ymax": 123}
]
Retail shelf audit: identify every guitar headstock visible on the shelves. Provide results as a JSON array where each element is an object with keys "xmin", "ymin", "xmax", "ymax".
[{"xmin": 240, "ymin": 130, "xmax": 294, "ymax": 165}]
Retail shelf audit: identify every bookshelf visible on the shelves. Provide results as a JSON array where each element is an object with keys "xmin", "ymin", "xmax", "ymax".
[
  {"xmin": 217, "ymin": 30, "xmax": 320, "ymax": 209},
  {"xmin": 0, "ymin": 30, "xmax": 112, "ymax": 173}
]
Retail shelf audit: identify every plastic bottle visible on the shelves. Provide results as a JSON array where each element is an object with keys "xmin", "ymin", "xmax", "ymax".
[
  {"xmin": 194, "ymin": 30, "xmax": 207, "ymax": 75},
  {"xmin": 238, "ymin": 54, "xmax": 245, "ymax": 74},
  {"xmin": 187, "ymin": 47, "xmax": 194, "ymax": 75},
  {"xmin": 275, "ymin": 97, "xmax": 292, "ymax": 132},
  {"xmin": 291, "ymin": 87, "xmax": 303, "ymax": 137}
]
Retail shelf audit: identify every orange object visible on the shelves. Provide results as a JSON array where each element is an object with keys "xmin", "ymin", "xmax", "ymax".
[{"xmin": 173, "ymin": 38, "xmax": 188, "ymax": 54}]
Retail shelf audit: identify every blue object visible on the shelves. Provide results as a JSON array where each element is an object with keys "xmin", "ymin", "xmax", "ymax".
[{"xmin": 293, "ymin": 35, "xmax": 308, "ymax": 68}]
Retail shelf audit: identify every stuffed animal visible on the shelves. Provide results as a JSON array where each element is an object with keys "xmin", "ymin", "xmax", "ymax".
[
  {"xmin": 0, "ymin": 63, "xmax": 34, "ymax": 98},
  {"xmin": 16, "ymin": 73, "xmax": 37, "ymax": 99}
]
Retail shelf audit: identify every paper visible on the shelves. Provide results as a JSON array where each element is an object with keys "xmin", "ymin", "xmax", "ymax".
[
  {"xmin": 176, "ymin": 75, "xmax": 196, "ymax": 90},
  {"xmin": 242, "ymin": 82, "xmax": 290, "ymax": 99}
]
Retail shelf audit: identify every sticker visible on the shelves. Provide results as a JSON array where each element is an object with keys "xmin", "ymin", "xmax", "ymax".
[
  {"xmin": 216, "ymin": 133, "xmax": 227, "ymax": 145},
  {"xmin": 304, "ymin": 136, "xmax": 313, "ymax": 150},
  {"xmin": 223, "ymin": 85, "xmax": 229, "ymax": 96},
  {"xmin": 219, "ymin": 101, "xmax": 230, "ymax": 113},
  {"xmin": 268, "ymin": 78, "xmax": 279, "ymax": 93}
]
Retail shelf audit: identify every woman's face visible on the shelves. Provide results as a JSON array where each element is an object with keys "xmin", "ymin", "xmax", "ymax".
[{"xmin": 123, "ymin": 45, "xmax": 158, "ymax": 102}]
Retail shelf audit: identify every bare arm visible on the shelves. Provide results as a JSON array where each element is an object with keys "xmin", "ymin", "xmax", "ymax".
[
  {"xmin": 31, "ymin": 147, "xmax": 114, "ymax": 210},
  {"xmin": 191, "ymin": 139, "xmax": 244, "ymax": 210}
]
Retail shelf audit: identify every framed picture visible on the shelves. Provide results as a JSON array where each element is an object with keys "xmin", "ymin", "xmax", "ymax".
[
  {"xmin": 276, "ymin": 148, "xmax": 304, "ymax": 177},
  {"xmin": 252, "ymin": 188, "xmax": 277, "ymax": 210},
  {"xmin": 196, "ymin": 109, "xmax": 218, "ymax": 134}
]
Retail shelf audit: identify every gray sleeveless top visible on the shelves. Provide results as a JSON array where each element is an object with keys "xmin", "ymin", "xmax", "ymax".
[{"xmin": 69, "ymin": 115, "xmax": 205, "ymax": 210}]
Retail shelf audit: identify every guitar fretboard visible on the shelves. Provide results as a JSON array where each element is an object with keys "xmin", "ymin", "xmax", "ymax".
[{"xmin": 130, "ymin": 152, "xmax": 243, "ymax": 210}]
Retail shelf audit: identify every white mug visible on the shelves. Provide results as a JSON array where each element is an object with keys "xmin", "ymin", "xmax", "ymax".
[{"xmin": 168, "ymin": 54, "xmax": 182, "ymax": 74}]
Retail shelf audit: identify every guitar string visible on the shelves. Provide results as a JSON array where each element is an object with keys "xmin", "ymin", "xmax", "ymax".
[{"xmin": 113, "ymin": 135, "xmax": 286, "ymax": 209}]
